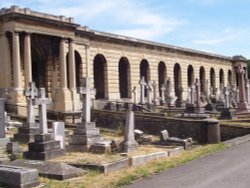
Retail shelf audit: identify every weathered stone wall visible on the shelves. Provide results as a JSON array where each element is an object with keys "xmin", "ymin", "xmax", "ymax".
[{"xmin": 93, "ymin": 110, "xmax": 250, "ymax": 142}]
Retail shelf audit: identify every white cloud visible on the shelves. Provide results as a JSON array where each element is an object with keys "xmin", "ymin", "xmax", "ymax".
[{"xmin": 6, "ymin": 0, "xmax": 185, "ymax": 41}]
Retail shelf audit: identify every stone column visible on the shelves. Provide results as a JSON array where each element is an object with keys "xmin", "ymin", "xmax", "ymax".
[
  {"xmin": 60, "ymin": 38, "xmax": 67, "ymax": 89},
  {"xmin": 69, "ymin": 39, "xmax": 80, "ymax": 111},
  {"xmin": 69, "ymin": 39, "xmax": 76, "ymax": 90},
  {"xmin": 53, "ymin": 38, "xmax": 73, "ymax": 112},
  {"xmin": 12, "ymin": 31, "xmax": 22, "ymax": 90},
  {"xmin": 24, "ymin": 33, "xmax": 32, "ymax": 87}
]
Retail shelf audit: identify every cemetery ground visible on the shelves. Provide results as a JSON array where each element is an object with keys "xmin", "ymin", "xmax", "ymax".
[{"xmin": 3, "ymin": 125, "xmax": 226, "ymax": 188}]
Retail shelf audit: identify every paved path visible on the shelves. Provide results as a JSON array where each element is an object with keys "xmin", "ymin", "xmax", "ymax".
[{"xmin": 125, "ymin": 141, "xmax": 250, "ymax": 188}]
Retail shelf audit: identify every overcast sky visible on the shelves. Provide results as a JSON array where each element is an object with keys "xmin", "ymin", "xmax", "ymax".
[{"xmin": 1, "ymin": 0, "xmax": 250, "ymax": 58}]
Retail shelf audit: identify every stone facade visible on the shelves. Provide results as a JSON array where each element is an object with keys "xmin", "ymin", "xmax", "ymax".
[{"xmin": 0, "ymin": 6, "xmax": 245, "ymax": 115}]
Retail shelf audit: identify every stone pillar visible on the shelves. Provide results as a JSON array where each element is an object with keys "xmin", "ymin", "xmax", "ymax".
[
  {"xmin": 24, "ymin": 33, "xmax": 32, "ymax": 87},
  {"xmin": 69, "ymin": 39, "xmax": 80, "ymax": 111},
  {"xmin": 12, "ymin": 31, "xmax": 22, "ymax": 90},
  {"xmin": 205, "ymin": 118, "xmax": 221, "ymax": 144},
  {"xmin": 60, "ymin": 38, "xmax": 67, "ymax": 89},
  {"xmin": 53, "ymin": 38, "xmax": 72, "ymax": 112}
]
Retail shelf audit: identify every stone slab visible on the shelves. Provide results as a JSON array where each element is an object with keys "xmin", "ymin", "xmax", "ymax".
[
  {"xmin": 223, "ymin": 134, "xmax": 250, "ymax": 147},
  {"xmin": 129, "ymin": 151, "xmax": 168, "ymax": 167},
  {"xmin": 10, "ymin": 160, "xmax": 85, "ymax": 180},
  {"xmin": 0, "ymin": 164, "xmax": 39, "ymax": 188},
  {"xmin": 68, "ymin": 158, "xmax": 129, "ymax": 174},
  {"xmin": 168, "ymin": 146, "xmax": 184, "ymax": 157}
]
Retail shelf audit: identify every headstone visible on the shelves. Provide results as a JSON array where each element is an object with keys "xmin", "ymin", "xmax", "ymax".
[
  {"xmin": 0, "ymin": 165, "xmax": 39, "ymax": 188},
  {"xmin": 14, "ymin": 82, "xmax": 40, "ymax": 142},
  {"xmin": 6, "ymin": 142, "xmax": 20, "ymax": 154},
  {"xmin": 120, "ymin": 111, "xmax": 139, "ymax": 153},
  {"xmin": 52, "ymin": 122, "xmax": 65, "ymax": 149},
  {"xmin": 191, "ymin": 85, "xmax": 196, "ymax": 104},
  {"xmin": 224, "ymin": 86, "xmax": 230, "ymax": 109},
  {"xmin": 160, "ymin": 130, "xmax": 169, "ymax": 141},
  {"xmin": 68, "ymin": 77, "xmax": 110, "ymax": 153},
  {"xmin": 24, "ymin": 88, "xmax": 65, "ymax": 160},
  {"xmin": 139, "ymin": 77, "xmax": 146, "ymax": 105}
]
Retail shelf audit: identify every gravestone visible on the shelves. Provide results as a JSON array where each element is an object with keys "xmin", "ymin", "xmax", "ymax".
[
  {"xmin": 68, "ymin": 77, "xmax": 110, "ymax": 153},
  {"xmin": 165, "ymin": 78, "xmax": 176, "ymax": 106},
  {"xmin": 160, "ymin": 130, "xmax": 169, "ymax": 142},
  {"xmin": 52, "ymin": 122, "xmax": 65, "ymax": 149},
  {"xmin": 0, "ymin": 165, "xmax": 39, "ymax": 188},
  {"xmin": 219, "ymin": 85, "xmax": 236, "ymax": 120},
  {"xmin": 24, "ymin": 88, "xmax": 65, "ymax": 160},
  {"xmin": 120, "ymin": 111, "xmax": 139, "ymax": 153},
  {"xmin": 159, "ymin": 129, "xmax": 192, "ymax": 150},
  {"xmin": 14, "ymin": 82, "xmax": 40, "ymax": 142}
]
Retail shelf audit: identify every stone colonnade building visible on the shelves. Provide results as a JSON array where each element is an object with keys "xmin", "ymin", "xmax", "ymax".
[{"xmin": 0, "ymin": 6, "xmax": 247, "ymax": 115}]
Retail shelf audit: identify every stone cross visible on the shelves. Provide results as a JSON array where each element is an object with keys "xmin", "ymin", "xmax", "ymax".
[
  {"xmin": 35, "ymin": 88, "xmax": 51, "ymax": 134},
  {"xmin": 224, "ymin": 86, "xmax": 230, "ymax": 108},
  {"xmin": 132, "ymin": 86, "xmax": 138, "ymax": 104},
  {"xmin": 78, "ymin": 77, "xmax": 96, "ymax": 123},
  {"xmin": 152, "ymin": 81, "xmax": 158, "ymax": 105},
  {"xmin": 0, "ymin": 98, "xmax": 5, "ymax": 138},
  {"xmin": 160, "ymin": 84, "xmax": 166, "ymax": 104},
  {"xmin": 146, "ymin": 81, "xmax": 153, "ymax": 104},
  {"xmin": 24, "ymin": 82, "xmax": 38, "ymax": 126},
  {"xmin": 139, "ymin": 77, "xmax": 146, "ymax": 105}
]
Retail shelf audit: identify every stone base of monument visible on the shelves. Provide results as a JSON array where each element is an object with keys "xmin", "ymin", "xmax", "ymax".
[
  {"xmin": 120, "ymin": 141, "xmax": 139, "ymax": 153},
  {"xmin": 14, "ymin": 124, "xmax": 40, "ymax": 143},
  {"xmin": 89, "ymin": 141, "xmax": 111, "ymax": 154},
  {"xmin": 23, "ymin": 133, "xmax": 65, "ymax": 160},
  {"xmin": 0, "ymin": 164, "xmax": 39, "ymax": 188},
  {"xmin": 68, "ymin": 122, "xmax": 110, "ymax": 153},
  {"xmin": 219, "ymin": 108, "xmax": 236, "ymax": 119},
  {"xmin": 10, "ymin": 160, "xmax": 85, "ymax": 180},
  {"xmin": 0, "ymin": 138, "xmax": 10, "ymax": 148}
]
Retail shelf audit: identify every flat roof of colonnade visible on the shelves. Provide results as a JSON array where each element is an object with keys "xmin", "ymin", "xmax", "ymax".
[{"xmin": 0, "ymin": 5, "xmax": 234, "ymax": 61}]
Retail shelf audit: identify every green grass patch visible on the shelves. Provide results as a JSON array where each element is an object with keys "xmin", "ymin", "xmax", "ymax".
[{"xmin": 39, "ymin": 144, "xmax": 225, "ymax": 188}]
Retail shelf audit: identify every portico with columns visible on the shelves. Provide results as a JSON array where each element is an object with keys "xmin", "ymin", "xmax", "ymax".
[{"xmin": 0, "ymin": 6, "xmax": 248, "ymax": 117}]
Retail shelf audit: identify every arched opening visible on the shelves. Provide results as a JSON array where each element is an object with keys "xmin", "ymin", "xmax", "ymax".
[
  {"xmin": 158, "ymin": 61, "xmax": 166, "ymax": 97},
  {"xmin": 119, "ymin": 57, "xmax": 130, "ymax": 98},
  {"xmin": 75, "ymin": 51, "xmax": 82, "ymax": 88},
  {"xmin": 140, "ymin": 59, "xmax": 150, "ymax": 82},
  {"xmin": 228, "ymin": 70, "xmax": 232, "ymax": 86},
  {"xmin": 94, "ymin": 54, "xmax": 107, "ymax": 99},
  {"xmin": 210, "ymin": 68, "xmax": 215, "ymax": 94},
  {"xmin": 219, "ymin": 69, "xmax": 224, "ymax": 87},
  {"xmin": 31, "ymin": 47, "xmax": 46, "ymax": 88},
  {"xmin": 187, "ymin": 65, "xmax": 194, "ymax": 87},
  {"xmin": 174, "ymin": 63, "xmax": 182, "ymax": 99},
  {"xmin": 199, "ymin": 66, "xmax": 205, "ymax": 94}
]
